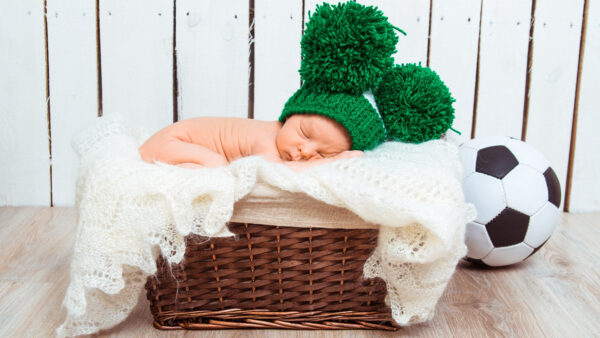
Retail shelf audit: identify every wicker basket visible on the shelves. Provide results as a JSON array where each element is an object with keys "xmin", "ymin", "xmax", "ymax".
[{"xmin": 145, "ymin": 221, "xmax": 397, "ymax": 330}]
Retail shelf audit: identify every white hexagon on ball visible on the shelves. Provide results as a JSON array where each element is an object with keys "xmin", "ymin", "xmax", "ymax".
[
  {"xmin": 482, "ymin": 242, "xmax": 534, "ymax": 267},
  {"xmin": 463, "ymin": 172, "xmax": 506, "ymax": 224},
  {"xmin": 465, "ymin": 221, "xmax": 494, "ymax": 259},
  {"xmin": 460, "ymin": 146, "xmax": 478, "ymax": 178},
  {"xmin": 503, "ymin": 164, "xmax": 548, "ymax": 215},
  {"xmin": 525, "ymin": 201, "xmax": 560, "ymax": 248},
  {"xmin": 506, "ymin": 138, "xmax": 551, "ymax": 173}
]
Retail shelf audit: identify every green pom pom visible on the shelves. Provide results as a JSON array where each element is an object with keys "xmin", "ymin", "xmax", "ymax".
[
  {"xmin": 375, "ymin": 63, "xmax": 456, "ymax": 143},
  {"xmin": 300, "ymin": 2, "xmax": 400, "ymax": 95}
]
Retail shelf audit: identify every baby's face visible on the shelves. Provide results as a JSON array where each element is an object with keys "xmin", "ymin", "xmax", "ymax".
[{"xmin": 275, "ymin": 114, "xmax": 351, "ymax": 161}]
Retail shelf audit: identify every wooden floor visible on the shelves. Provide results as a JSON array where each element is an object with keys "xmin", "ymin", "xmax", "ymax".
[{"xmin": 0, "ymin": 207, "xmax": 598, "ymax": 337}]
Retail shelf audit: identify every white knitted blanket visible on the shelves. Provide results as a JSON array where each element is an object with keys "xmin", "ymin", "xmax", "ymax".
[{"xmin": 56, "ymin": 117, "xmax": 476, "ymax": 337}]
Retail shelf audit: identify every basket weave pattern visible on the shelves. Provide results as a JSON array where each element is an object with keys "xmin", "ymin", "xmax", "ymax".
[{"xmin": 145, "ymin": 222, "xmax": 397, "ymax": 330}]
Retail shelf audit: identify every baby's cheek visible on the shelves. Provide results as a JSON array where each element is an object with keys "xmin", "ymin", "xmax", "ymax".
[{"xmin": 260, "ymin": 153, "xmax": 284, "ymax": 163}]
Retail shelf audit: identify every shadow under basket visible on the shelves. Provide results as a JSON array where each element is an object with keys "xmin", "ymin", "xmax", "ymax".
[{"xmin": 145, "ymin": 222, "xmax": 398, "ymax": 331}]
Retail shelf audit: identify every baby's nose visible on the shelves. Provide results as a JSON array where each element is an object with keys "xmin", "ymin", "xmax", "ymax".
[{"xmin": 298, "ymin": 144, "xmax": 316, "ymax": 160}]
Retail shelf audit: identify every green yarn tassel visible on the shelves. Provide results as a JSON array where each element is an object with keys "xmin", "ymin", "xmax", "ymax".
[
  {"xmin": 392, "ymin": 25, "xmax": 407, "ymax": 36},
  {"xmin": 374, "ymin": 63, "xmax": 456, "ymax": 143},
  {"xmin": 299, "ymin": 1, "xmax": 401, "ymax": 95}
]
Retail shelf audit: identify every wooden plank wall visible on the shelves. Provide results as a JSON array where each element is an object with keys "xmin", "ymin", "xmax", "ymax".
[
  {"xmin": 0, "ymin": 0, "xmax": 50, "ymax": 206},
  {"xmin": 46, "ymin": 0, "xmax": 98, "ymax": 206},
  {"xmin": 0, "ymin": 0, "xmax": 598, "ymax": 212}
]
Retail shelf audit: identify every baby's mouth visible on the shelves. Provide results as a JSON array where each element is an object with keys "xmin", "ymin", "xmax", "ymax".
[{"xmin": 287, "ymin": 151, "xmax": 299, "ymax": 161}]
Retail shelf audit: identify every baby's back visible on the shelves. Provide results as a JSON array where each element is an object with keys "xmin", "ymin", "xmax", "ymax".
[{"xmin": 140, "ymin": 117, "xmax": 281, "ymax": 165}]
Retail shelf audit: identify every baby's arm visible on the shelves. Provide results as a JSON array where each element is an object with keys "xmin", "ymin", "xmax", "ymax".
[{"xmin": 140, "ymin": 138, "xmax": 228, "ymax": 168}]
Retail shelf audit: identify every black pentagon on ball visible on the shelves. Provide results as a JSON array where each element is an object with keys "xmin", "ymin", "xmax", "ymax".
[
  {"xmin": 544, "ymin": 167, "xmax": 561, "ymax": 207},
  {"xmin": 486, "ymin": 208, "xmax": 530, "ymax": 247},
  {"xmin": 475, "ymin": 145, "xmax": 519, "ymax": 179}
]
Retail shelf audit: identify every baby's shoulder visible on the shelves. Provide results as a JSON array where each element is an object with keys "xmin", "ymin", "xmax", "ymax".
[
  {"xmin": 251, "ymin": 130, "xmax": 281, "ymax": 161},
  {"xmin": 252, "ymin": 136, "xmax": 279, "ymax": 156},
  {"xmin": 175, "ymin": 116, "xmax": 239, "ymax": 137}
]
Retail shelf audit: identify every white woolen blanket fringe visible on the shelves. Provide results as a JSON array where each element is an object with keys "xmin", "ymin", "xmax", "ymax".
[{"xmin": 56, "ymin": 116, "xmax": 476, "ymax": 337}]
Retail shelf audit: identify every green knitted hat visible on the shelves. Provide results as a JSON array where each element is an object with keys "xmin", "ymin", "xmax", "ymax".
[
  {"xmin": 279, "ymin": 2, "xmax": 455, "ymax": 150},
  {"xmin": 279, "ymin": 1, "xmax": 399, "ymax": 151},
  {"xmin": 279, "ymin": 85, "xmax": 386, "ymax": 151}
]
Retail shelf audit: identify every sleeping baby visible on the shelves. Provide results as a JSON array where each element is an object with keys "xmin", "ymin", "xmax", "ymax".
[
  {"xmin": 139, "ymin": 86, "xmax": 392, "ymax": 172},
  {"xmin": 138, "ymin": 0, "xmax": 452, "ymax": 173},
  {"xmin": 139, "ymin": 114, "xmax": 365, "ymax": 172}
]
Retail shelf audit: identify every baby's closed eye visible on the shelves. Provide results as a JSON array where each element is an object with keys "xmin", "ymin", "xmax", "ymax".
[{"xmin": 300, "ymin": 126, "xmax": 308, "ymax": 138}]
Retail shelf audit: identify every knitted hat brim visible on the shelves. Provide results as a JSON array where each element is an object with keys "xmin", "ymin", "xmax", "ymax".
[{"xmin": 280, "ymin": 87, "xmax": 386, "ymax": 151}]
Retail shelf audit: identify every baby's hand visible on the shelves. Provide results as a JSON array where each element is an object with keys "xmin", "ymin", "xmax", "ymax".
[{"xmin": 331, "ymin": 150, "xmax": 364, "ymax": 160}]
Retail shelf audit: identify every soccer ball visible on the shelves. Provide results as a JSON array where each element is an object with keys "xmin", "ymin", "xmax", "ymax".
[{"xmin": 459, "ymin": 136, "xmax": 561, "ymax": 267}]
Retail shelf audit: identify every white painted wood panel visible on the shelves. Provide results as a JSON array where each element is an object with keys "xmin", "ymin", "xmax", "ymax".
[
  {"xmin": 0, "ymin": 0, "xmax": 598, "ymax": 210},
  {"xmin": 0, "ymin": 1, "xmax": 50, "ymax": 206},
  {"xmin": 370, "ymin": 0, "xmax": 430, "ymax": 65},
  {"xmin": 475, "ymin": 0, "xmax": 532, "ymax": 139},
  {"xmin": 177, "ymin": 0, "xmax": 249, "ymax": 119},
  {"xmin": 525, "ymin": 0, "xmax": 585, "ymax": 210},
  {"xmin": 46, "ymin": 0, "xmax": 99, "ymax": 206},
  {"xmin": 429, "ymin": 0, "xmax": 482, "ymax": 142},
  {"xmin": 570, "ymin": 0, "xmax": 600, "ymax": 212},
  {"xmin": 303, "ymin": 0, "xmax": 430, "ymax": 65},
  {"xmin": 100, "ymin": 0, "xmax": 173, "ymax": 134},
  {"xmin": 253, "ymin": 0, "xmax": 302, "ymax": 122}
]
